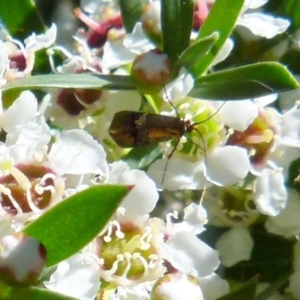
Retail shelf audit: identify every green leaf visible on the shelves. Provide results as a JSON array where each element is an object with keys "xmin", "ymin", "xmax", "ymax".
[
  {"xmin": 281, "ymin": 0, "xmax": 300, "ymax": 31},
  {"xmin": 216, "ymin": 277, "xmax": 257, "ymax": 300},
  {"xmin": 161, "ymin": 0, "xmax": 194, "ymax": 63},
  {"xmin": 23, "ymin": 185, "xmax": 131, "ymax": 267},
  {"xmin": 191, "ymin": 0, "xmax": 245, "ymax": 76},
  {"xmin": 1, "ymin": 285, "xmax": 77, "ymax": 300},
  {"xmin": 175, "ymin": 32, "xmax": 219, "ymax": 74},
  {"xmin": 122, "ymin": 145, "xmax": 163, "ymax": 170},
  {"xmin": 189, "ymin": 62, "xmax": 300, "ymax": 100},
  {"xmin": 255, "ymin": 269, "xmax": 293, "ymax": 300},
  {"xmin": 119, "ymin": 0, "xmax": 144, "ymax": 33},
  {"xmin": 0, "ymin": 0, "xmax": 45, "ymax": 39},
  {"xmin": 3, "ymin": 74, "xmax": 135, "ymax": 94}
]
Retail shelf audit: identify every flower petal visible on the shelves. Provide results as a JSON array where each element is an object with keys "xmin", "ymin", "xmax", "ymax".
[
  {"xmin": 237, "ymin": 13, "xmax": 290, "ymax": 39},
  {"xmin": 147, "ymin": 157, "xmax": 196, "ymax": 190},
  {"xmin": 44, "ymin": 253, "xmax": 100, "ymax": 300},
  {"xmin": 2, "ymin": 91, "xmax": 38, "ymax": 133},
  {"xmin": 206, "ymin": 146, "xmax": 250, "ymax": 186},
  {"xmin": 217, "ymin": 100, "xmax": 258, "ymax": 131},
  {"xmin": 162, "ymin": 68, "xmax": 194, "ymax": 102},
  {"xmin": 0, "ymin": 41, "xmax": 9, "ymax": 83},
  {"xmin": 265, "ymin": 189, "xmax": 300, "ymax": 237},
  {"xmin": 216, "ymin": 227, "xmax": 253, "ymax": 267},
  {"xmin": 174, "ymin": 203, "xmax": 208, "ymax": 235},
  {"xmin": 254, "ymin": 168, "xmax": 287, "ymax": 216},
  {"xmin": 123, "ymin": 22, "xmax": 154, "ymax": 54},
  {"xmin": 280, "ymin": 106, "xmax": 300, "ymax": 147},
  {"xmin": 211, "ymin": 38, "xmax": 234, "ymax": 66},
  {"xmin": 25, "ymin": 24, "xmax": 57, "ymax": 51},
  {"xmin": 49, "ymin": 130, "xmax": 108, "ymax": 175},
  {"xmin": 163, "ymin": 231, "xmax": 220, "ymax": 277},
  {"xmin": 199, "ymin": 273, "xmax": 230, "ymax": 300},
  {"xmin": 102, "ymin": 38, "xmax": 136, "ymax": 70},
  {"xmin": 113, "ymin": 167, "xmax": 159, "ymax": 217}
]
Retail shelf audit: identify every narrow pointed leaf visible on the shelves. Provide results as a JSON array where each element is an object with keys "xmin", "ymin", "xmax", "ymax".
[
  {"xmin": 255, "ymin": 269, "xmax": 293, "ymax": 300},
  {"xmin": 191, "ymin": 0, "xmax": 244, "ymax": 76},
  {"xmin": 119, "ymin": 0, "xmax": 144, "ymax": 33},
  {"xmin": 216, "ymin": 277, "xmax": 257, "ymax": 300},
  {"xmin": 123, "ymin": 145, "xmax": 163, "ymax": 170},
  {"xmin": 23, "ymin": 185, "xmax": 131, "ymax": 267},
  {"xmin": 175, "ymin": 32, "xmax": 219, "ymax": 74},
  {"xmin": 190, "ymin": 62, "xmax": 300, "ymax": 100},
  {"xmin": 0, "ymin": 0, "xmax": 45, "ymax": 39},
  {"xmin": 3, "ymin": 74, "xmax": 135, "ymax": 93},
  {"xmin": 161, "ymin": 0, "xmax": 194, "ymax": 63}
]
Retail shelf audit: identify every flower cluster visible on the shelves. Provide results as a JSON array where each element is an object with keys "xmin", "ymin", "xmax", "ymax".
[{"xmin": 0, "ymin": 0, "xmax": 299, "ymax": 300}]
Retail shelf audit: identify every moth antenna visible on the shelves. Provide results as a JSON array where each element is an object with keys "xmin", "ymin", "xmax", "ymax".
[
  {"xmin": 184, "ymin": 128, "xmax": 208, "ymax": 203},
  {"xmin": 193, "ymin": 128, "xmax": 208, "ymax": 204},
  {"xmin": 194, "ymin": 101, "xmax": 226, "ymax": 125},
  {"xmin": 160, "ymin": 74, "xmax": 181, "ymax": 185},
  {"xmin": 161, "ymin": 76, "xmax": 180, "ymax": 117},
  {"xmin": 185, "ymin": 102, "xmax": 226, "ymax": 202},
  {"xmin": 160, "ymin": 72, "xmax": 223, "ymax": 193},
  {"xmin": 161, "ymin": 138, "xmax": 180, "ymax": 185}
]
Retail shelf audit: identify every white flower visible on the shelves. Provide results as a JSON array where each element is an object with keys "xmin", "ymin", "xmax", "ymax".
[
  {"xmin": 152, "ymin": 272, "xmax": 204, "ymax": 300},
  {"xmin": 163, "ymin": 231, "xmax": 219, "ymax": 277},
  {"xmin": 0, "ymin": 90, "xmax": 109, "ymax": 220},
  {"xmin": 237, "ymin": 0, "xmax": 290, "ymax": 39},
  {"xmin": 0, "ymin": 41, "xmax": 9, "ymax": 87},
  {"xmin": 161, "ymin": 230, "xmax": 229, "ymax": 299},
  {"xmin": 162, "ymin": 68, "xmax": 194, "ymax": 102},
  {"xmin": 108, "ymin": 161, "xmax": 159, "ymax": 219},
  {"xmin": 103, "ymin": 37, "xmax": 136, "ymax": 70},
  {"xmin": 124, "ymin": 22, "xmax": 155, "ymax": 55},
  {"xmin": 103, "ymin": 22, "xmax": 154, "ymax": 70},
  {"xmin": 215, "ymin": 227, "xmax": 253, "ymax": 267},
  {"xmin": 44, "ymin": 253, "xmax": 101, "ymax": 300},
  {"xmin": 5, "ymin": 24, "xmax": 57, "ymax": 80},
  {"xmin": 211, "ymin": 38, "xmax": 234, "ymax": 66},
  {"xmin": 109, "ymin": 284, "xmax": 151, "ymax": 300},
  {"xmin": 0, "ymin": 233, "xmax": 46, "ymax": 285},
  {"xmin": 48, "ymin": 130, "xmax": 108, "ymax": 176},
  {"xmin": 238, "ymin": 13, "xmax": 290, "ymax": 39},
  {"xmin": 148, "ymin": 145, "xmax": 250, "ymax": 190},
  {"xmin": 1, "ymin": 91, "xmax": 38, "ymax": 133},
  {"xmin": 24, "ymin": 24, "xmax": 57, "ymax": 52},
  {"xmin": 199, "ymin": 273, "xmax": 230, "ymax": 300},
  {"xmin": 279, "ymin": 103, "xmax": 300, "ymax": 147},
  {"xmin": 172, "ymin": 203, "xmax": 208, "ymax": 235},
  {"xmin": 253, "ymin": 168, "xmax": 287, "ymax": 216},
  {"xmin": 206, "ymin": 146, "xmax": 250, "ymax": 186},
  {"xmin": 265, "ymin": 189, "xmax": 300, "ymax": 237},
  {"xmin": 212, "ymin": 100, "xmax": 258, "ymax": 131}
]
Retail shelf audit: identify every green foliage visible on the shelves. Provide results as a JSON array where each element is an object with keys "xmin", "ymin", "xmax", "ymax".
[
  {"xmin": 3, "ymin": 74, "xmax": 135, "ymax": 93},
  {"xmin": 191, "ymin": 62, "xmax": 300, "ymax": 100},
  {"xmin": 161, "ymin": 0, "xmax": 194, "ymax": 63},
  {"xmin": 0, "ymin": 0, "xmax": 45, "ymax": 39},
  {"xmin": 0, "ymin": 284, "xmax": 78, "ymax": 300},
  {"xmin": 216, "ymin": 277, "xmax": 257, "ymax": 300},
  {"xmin": 191, "ymin": 0, "xmax": 245, "ymax": 76},
  {"xmin": 175, "ymin": 32, "xmax": 219, "ymax": 75},
  {"xmin": 118, "ymin": 0, "xmax": 145, "ymax": 33},
  {"xmin": 4, "ymin": 63, "xmax": 298, "ymax": 101},
  {"xmin": 122, "ymin": 144, "xmax": 163, "ymax": 170},
  {"xmin": 24, "ymin": 185, "xmax": 131, "ymax": 267}
]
